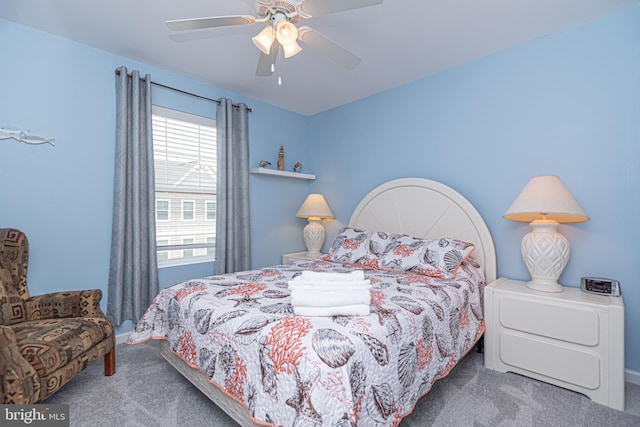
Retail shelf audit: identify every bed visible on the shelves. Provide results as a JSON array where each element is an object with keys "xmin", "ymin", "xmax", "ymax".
[{"xmin": 128, "ymin": 177, "xmax": 496, "ymax": 426}]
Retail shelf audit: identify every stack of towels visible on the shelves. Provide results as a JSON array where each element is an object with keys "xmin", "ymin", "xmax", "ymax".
[{"xmin": 288, "ymin": 270, "xmax": 372, "ymax": 316}]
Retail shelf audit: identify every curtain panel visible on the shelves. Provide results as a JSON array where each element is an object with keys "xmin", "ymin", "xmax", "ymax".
[
  {"xmin": 215, "ymin": 98, "xmax": 251, "ymax": 274},
  {"xmin": 107, "ymin": 66, "xmax": 159, "ymax": 326}
]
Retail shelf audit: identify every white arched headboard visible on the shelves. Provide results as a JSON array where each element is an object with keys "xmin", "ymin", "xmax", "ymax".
[{"xmin": 349, "ymin": 178, "xmax": 497, "ymax": 283}]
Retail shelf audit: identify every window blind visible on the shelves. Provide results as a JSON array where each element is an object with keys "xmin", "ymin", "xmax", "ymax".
[
  {"xmin": 152, "ymin": 106, "xmax": 217, "ymax": 266},
  {"xmin": 152, "ymin": 106, "xmax": 217, "ymax": 194}
]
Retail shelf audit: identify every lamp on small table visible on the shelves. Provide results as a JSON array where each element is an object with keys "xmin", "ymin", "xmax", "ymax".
[
  {"xmin": 503, "ymin": 175, "xmax": 589, "ymax": 293},
  {"xmin": 296, "ymin": 194, "xmax": 334, "ymax": 256}
]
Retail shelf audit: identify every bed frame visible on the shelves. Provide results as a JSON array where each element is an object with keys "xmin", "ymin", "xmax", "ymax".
[{"xmin": 159, "ymin": 177, "xmax": 497, "ymax": 427}]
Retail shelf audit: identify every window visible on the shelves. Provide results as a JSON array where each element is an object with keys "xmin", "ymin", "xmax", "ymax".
[
  {"xmin": 152, "ymin": 106, "xmax": 217, "ymax": 267},
  {"xmin": 157, "ymin": 239, "xmax": 169, "ymax": 261},
  {"xmin": 206, "ymin": 235, "xmax": 215, "ymax": 258},
  {"xmin": 182, "ymin": 237, "xmax": 194, "ymax": 259},
  {"xmin": 182, "ymin": 200, "xmax": 195, "ymax": 221},
  {"xmin": 206, "ymin": 200, "xmax": 216, "ymax": 221},
  {"xmin": 156, "ymin": 200, "xmax": 170, "ymax": 221}
]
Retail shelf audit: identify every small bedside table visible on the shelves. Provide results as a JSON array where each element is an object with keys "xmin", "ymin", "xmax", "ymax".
[
  {"xmin": 484, "ymin": 278, "xmax": 625, "ymax": 410},
  {"xmin": 282, "ymin": 251, "xmax": 324, "ymax": 265}
]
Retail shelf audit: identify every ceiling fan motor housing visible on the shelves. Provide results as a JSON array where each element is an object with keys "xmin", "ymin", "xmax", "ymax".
[{"xmin": 257, "ymin": 1, "xmax": 301, "ymax": 24}]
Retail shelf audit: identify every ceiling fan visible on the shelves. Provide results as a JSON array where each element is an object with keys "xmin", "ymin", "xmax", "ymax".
[{"xmin": 165, "ymin": 0, "xmax": 383, "ymax": 77}]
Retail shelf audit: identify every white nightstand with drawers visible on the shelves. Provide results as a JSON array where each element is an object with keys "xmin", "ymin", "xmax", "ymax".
[{"xmin": 484, "ymin": 277, "xmax": 625, "ymax": 410}]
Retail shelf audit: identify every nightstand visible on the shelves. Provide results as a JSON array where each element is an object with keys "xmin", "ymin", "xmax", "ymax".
[
  {"xmin": 281, "ymin": 251, "xmax": 324, "ymax": 265},
  {"xmin": 484, "ymin": 278, "xmax": 625, "ymax": 410}
]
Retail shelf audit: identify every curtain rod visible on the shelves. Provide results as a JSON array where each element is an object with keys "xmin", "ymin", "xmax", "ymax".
[{"xmin": 114, "ymin": 68, "xmax": 252, "ymax": 112}]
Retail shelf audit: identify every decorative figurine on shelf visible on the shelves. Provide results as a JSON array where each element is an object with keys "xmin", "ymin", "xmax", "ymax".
[
  {"xmin": 293, "ymin": 162, "xmax": 302, "ymax": 173},
  {"xmin": 258, "ymin": 160, "xmax": 271, "ymax": 168},
  {"xmin": 277, "ymin": 145, "xmax": 285, "ymax": 171}
]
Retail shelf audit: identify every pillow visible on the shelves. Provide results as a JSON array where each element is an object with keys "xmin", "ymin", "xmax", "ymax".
[
  {"xmin": 0, "ymin": 268, "xmax": 26, "ymax": 325},
  {"xmin": 327, "ymin": 227, "xmax": 372, "ymax": 264},
  {"xmin": 328, "ymin": 227, "xmax": 475, "ymax": 279}
]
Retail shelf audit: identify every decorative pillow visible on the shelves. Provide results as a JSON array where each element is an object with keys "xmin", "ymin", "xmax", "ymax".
[
  {"xmin": 327, "ymin": 227, "xmax": 372, "ymax": 264},
  {"xmin": 328, "ymin": 227, "xmax": 475, "ymax": 279},
  {"xmin": 0, "ymin": 268, "xmax": 26, "ymax": 325}
]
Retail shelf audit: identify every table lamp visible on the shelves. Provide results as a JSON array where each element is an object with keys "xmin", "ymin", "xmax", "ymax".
[
  {"xmin": 503, "ymin": 175, "xmax": 589, "ymax": 292},
  {"xmin": 296, "ymin": 194, "xmax": 334, "ymax": 255}
]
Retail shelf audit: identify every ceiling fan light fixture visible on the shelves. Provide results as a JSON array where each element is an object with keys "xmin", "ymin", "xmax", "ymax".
[
  {"xmin": 252, "ymin": 25, "xmax": 275, "ymax": 54},
  {"xmin": 165, "ymin": 0, "xmax": 382, "ymax": 76},
  {"xmin": 275, "ymin": 20, "xmax": 298, "ymax": 46},
  {"xmin": 283, "ymin": 41, "xmax": 302, "ymax": 58}
]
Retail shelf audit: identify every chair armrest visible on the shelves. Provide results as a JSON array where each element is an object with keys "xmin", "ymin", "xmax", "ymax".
[
  {"xmin": 24, "ymin": 289, "xmax": 107, "ymax": 320},
  {"xmin": 0, "ymin": 325, "xmax": 41, "ymax": 404}
]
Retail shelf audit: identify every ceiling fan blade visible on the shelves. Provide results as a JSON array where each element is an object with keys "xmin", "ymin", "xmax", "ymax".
[
  {"xmin": 256, "ymin": 39, "xmax": 280, "ymax": 77},
  {"xmin": 166, "ymin": 15, "xmax": 256, "ymax": 31},
  {"xmin": 298, "ymin": 0, "xmax": 382, "ymax": 17},
  {"xmin": 298, "ymin": 27, "xmax": 361, "ymax": 70},
  {"xmin": 168, "ymin": 30, "xmax": 224, "ymax": 43}
]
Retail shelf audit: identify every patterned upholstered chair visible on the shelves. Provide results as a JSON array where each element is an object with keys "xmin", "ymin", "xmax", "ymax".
[{"xmin": 0, "ymin": 228, "xmax": 115, "ymax": 404}]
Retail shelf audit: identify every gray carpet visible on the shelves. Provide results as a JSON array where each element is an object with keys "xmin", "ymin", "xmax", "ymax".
[{"xmin": 44, "ymin": 341, "xmax": 640, "ymax": 426}]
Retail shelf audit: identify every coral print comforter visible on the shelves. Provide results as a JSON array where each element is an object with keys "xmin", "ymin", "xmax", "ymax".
[{"xmin": 128, "ymin": 229, "xmax": 486, "ymax": 427}]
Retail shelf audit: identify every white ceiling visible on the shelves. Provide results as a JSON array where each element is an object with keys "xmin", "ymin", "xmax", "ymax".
[{"xmin": 2, "ymin": 0, "xmax": 638, "ymax": 116}]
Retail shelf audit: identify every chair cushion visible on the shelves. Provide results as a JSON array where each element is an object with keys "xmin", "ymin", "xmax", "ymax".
[
  {"xmin": 0, "ymin": 229, "xmax": 29, "ymax": 299},
  {"xmin": 10, "ymin": 317, "xmax": 114, "ymax": 376},
  {"xmin": 0, "ymin": 269, "xmax": 26, "ymax": 325}
]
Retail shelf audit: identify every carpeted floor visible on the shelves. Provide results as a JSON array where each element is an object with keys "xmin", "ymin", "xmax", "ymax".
[{"xmin": 43, "ymin": 341, "xmax": 640, "ymax": 426}]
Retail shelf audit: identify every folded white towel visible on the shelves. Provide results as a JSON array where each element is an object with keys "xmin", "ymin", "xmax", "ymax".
[
  {"xmin": 300, "ymin": 270, "xmax": 365, "ymax": 282},
  {"xmin": 291, "ymin": 289, "xmax": 371, "ymax": 307},
  {"xmin": 293, "ymin": 304, "xmax": 371, "ymax": 317},
  {"xmin": 288, "ymin": 278, "xmax": 371, "ymax": 291}
]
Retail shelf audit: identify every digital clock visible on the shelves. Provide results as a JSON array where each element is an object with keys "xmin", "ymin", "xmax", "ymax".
[{"xmin": 580, "ymin": 277, "xmax": 621, "ymax": 296}]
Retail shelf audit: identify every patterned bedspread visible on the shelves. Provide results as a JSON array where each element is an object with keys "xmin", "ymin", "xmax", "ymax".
[{"xmin": 128, "ymin": 257, "xmax": 486, "ymax": 426}]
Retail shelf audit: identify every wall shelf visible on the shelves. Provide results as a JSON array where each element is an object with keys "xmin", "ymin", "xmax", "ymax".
[{"xmin": 249, "ymin": 168, "xmax": 315, "ymax": 180}]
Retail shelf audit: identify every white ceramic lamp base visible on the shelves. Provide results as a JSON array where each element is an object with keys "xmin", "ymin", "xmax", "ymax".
[
  {"xmin": 521, "ymin": 220, "xmax": 569, "ymax": 293},
  {"xmin": 303, "ymin": 218, "xmax": 325, "ymax": 256}
]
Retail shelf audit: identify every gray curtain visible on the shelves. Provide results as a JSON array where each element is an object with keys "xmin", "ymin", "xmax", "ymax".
[
  {"xmin": 215, "ymin": 98, "xmax": 251, "ymax": 274},
  {"xmin": 107, "ymin": 66, "xmax": 159, "ymax": 326}
]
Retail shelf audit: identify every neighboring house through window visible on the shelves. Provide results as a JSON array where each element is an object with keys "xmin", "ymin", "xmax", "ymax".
[{"xmin": 152, "ymin": 105, "xmax": 216, "ymax": 266}]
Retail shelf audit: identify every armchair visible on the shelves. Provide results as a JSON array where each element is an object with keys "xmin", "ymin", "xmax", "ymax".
[{"xmin": 0, "ymin": 228, "xmax": 115, "ymax": 404}]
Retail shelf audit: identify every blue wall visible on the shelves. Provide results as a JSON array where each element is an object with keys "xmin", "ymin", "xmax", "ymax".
[
  {"xmin": 307, "ymin": 7, "xmax": 640, "ymax": 372},
  {"xmin": 0, "ymin": 19, "xmax": 313, "ymax": 333},
  {"xmin": 1, "ymin": 5, "xmax": 639, "ymax": 373}
]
